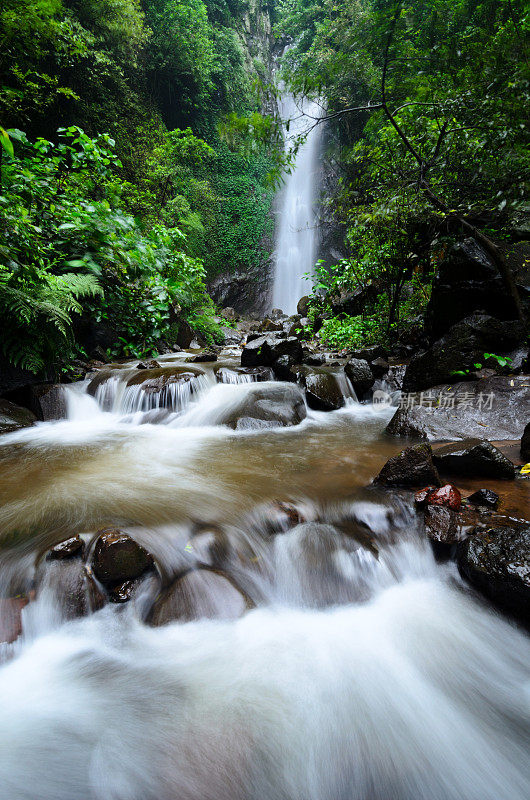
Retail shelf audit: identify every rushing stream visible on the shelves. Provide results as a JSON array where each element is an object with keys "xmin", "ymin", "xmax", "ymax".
[{"xmin": 0, "ymin": 351, "xmax": 529, "ymax": 800}]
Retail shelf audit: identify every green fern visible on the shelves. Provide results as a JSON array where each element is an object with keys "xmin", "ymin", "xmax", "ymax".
[{"xmin": 0, "ymin": 270, "xmax": 103, "ymax": 373}]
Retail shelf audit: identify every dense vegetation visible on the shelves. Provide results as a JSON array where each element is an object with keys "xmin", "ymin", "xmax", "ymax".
[
  {"xmin": 276, "ymin": 0, "xmax": 529, "ymax": 349},
  {"xmin": 0, "ymin": 0, "xmax": 277, "ymax": 372}
]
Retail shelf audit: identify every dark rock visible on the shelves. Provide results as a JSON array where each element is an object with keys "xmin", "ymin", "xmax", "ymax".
[
  {"xmin": 426, "ymin": 238, "xmax": 522, "ymax": 339},
  {"xmin": 403, "ymin": 314, "xmax": 524, "ymax": 393},
  {"xmin": 457, "ymin": 526, "xmax": 530, "ymax": 623},
  {"xmin": 208, "ymin": 271, "xmax": 270, "ymax": 315},
  {"xmin": 175, "ymin": 319, "xmax": 196, "ymax": 349},
  {"xmin": 521, "ymin": 422, "xmax": 530, "ymax": 462},
  {"xmin": 0, "ymin": 400, "xmax": 36, "ymax": 435},
  {"xmin": 427, "ymin": 484, "xmax": 462, "ymax": 511},
  {"xmin": 28, "ymin": 384, "xmax": 67, "ymax": 421},
  {"xmin": 433, "ymin": 439, "xmax": 515, "ymax": 479},
  {"xmin": 330, "ymin": 281, "xmax": 381, "ymax": 317},
  {"xmin": 385, "ymin": 376, "xmax": 530, "ymax": 441},
  {"xmin": 302, "ymin": 351, "xmax": 324, "ymax": 366},
  {"xmin": 371, "ymin": 357, "xmax": 390, "ymax": 378},
  {"xmin": 150, "ymin": 569, "xmax": 248, "ymax": 625},
  {"xmin": 349, "ymin": 345, "xmax": 388, "ymax": 362},
  {"xmin": 424, "ymin": 505, "xmax": 459, "ymax": 544},
  {"xmin": 220, "ymin": 307, "xmax": 237, "ymax": 321},
  {"xmin": 47, "ymin": 536, "xmax": 84, "ymax": 560},
  {"xmin": 304, "ymin": 372, "xmax": 345, "ymax": 411},
  {"xmin": 344, "ymin": 358, "xmax": 374, "ymax": 396},
  {"xmin": 270, "ymin": 308, "xmax": 285, "ymax": 320},
  {"xmin": 272, "ymin": 355, "xmax": 300, "ymax": 383},
  {"xmin": 186, "ymin": 349, "xmax": 218, "ymax": 363},
  {"xmin": 92, "ymin": 529, "xmax": 154, "ymax": 585},
  {"xmin": 124, "ymin": 366, "xmax": 203, "ymax": 389},
  {"xmin": 467, "ymin": 489, "xmax": 500, "ymax": 509},
  {"xmin": 216, "ymin": 383, "xmax": 307, "ymax": 429},
  {"xmin": 0, "ymin": 597, "xmax": 28, "ymax": 644},
  {"xmin": 241, "ymin": 334, "xmax": 303, "ymax": 368},
  {"xmin": 375, "ymin": 444, "xmax": 442, "ymax": 488},
  {"xmin": 297, "ymin": 296, "xmax": 310, "ymax": 316},
  {"xmin": 260, "ymin": 318, "xmax": 284, "ymax": 332}
]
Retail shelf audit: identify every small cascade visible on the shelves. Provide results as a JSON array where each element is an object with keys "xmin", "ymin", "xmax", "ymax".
[
  {"xmin": 272, "ymin": 91, "xmax": 324, "ymax": 314},
  {"xmin": 215, "ymin": 367, "xmax": 273, "ymax": 384}
]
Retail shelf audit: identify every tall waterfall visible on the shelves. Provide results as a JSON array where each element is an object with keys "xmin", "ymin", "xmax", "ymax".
[{"xmin": 272, "ymin": 93, "xmax": 323, "ymax": 315}]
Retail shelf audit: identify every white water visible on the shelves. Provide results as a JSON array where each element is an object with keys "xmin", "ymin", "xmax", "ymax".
[
  {"xmin": 0, "ymin": 369, "xmax": 529, "ymax": 799},
  {"xmin": 272, "ymin": 93, "xmax": 323, "ymax": 315}
]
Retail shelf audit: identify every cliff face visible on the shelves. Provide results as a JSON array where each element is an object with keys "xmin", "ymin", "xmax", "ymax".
[{"xmin": 208, "ymin": 2, "xmax": 279, "ymax": 314}]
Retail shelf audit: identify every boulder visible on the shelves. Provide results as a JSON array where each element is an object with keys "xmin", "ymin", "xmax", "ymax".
[
  {"xmin": 28, "ymin": 384, "xmax": 67, "ymax": 421},
  {"xmin": 344, "ymin": 358, "xmax": 374, "ymax": 396},
  {"xmin": 457, "ymin": 526, "xmax": 530, "ymax": 623},
  {"xmin": 414, "ymin": 486, "xmax": 438, "ymax": 507},
  {"xmin": 348, "ymin": 345, "xmax": 388, "ymax": 362},
  {"xmin": 0, "ymin": 597, "xmax": 28, "ymax": 644},
  {"xmin": 402, "ymin": 314, "xmax": 524, "ymax": 393},
  {"xmin": 330, "ymin": 281, "xmax": 381, "ymax": 317},
  {"xmin": 521, "ymin": 422, "xmax": 530, "ymax": 462},
  {"xmin": 92, "ymin": 529, "xmax": 154, "ymax": 585},
  {"xmin": 272, "ymin": 355, "xmax": 301, "ymax": 383},
  {"xmin": 424, "ymin": 505, "xmax": 459, "ymax": 544},
  {"xmin": 220, "ymin": 326, "xmax": 244, "ymax": 346},
  {"xmin": 241, "ymin": 334, "xmax": 303, "ymax": 368},
  {"xmin": 186, "ymin": 349, "xmax": 218, "ymax": 363},
  {"xmin": 297, "ymin": 296, "xmax": 310, "ymax": 317},
  {"xmin": 467, "ymin": 489, "xmax": 499, "ymax": 509},
  {"xmin": 260, "ymin": 318, "xmax": 284, "ymax": 332},
  {"xmin": 125, "ymin": 366, "xmax": 203, "ymax": 390},
  {"xmin": 0, "ymin": 400, "xmax": 36, "ymax": 435},
  {"xmin": 433, "ymin": 439, "xmax": 515, "ymax": 479},
  {"xmin": 175, "ymin": 319, "xmax": 196, "ymax": 348},
  {"xmin": 220, "ymin": 307, "xmax": 237, "ymax": 321},
  {"xmin": 216, "ymin": 383, "xmax": 307, "ymax": 429},
  {"xmin": 386, "ymin": 376, "xmax": 530, "ymax": 441},
  {"xmin": 371, "ymin": 357, "xmax": 390, "ymax": 378},
  {"xmin": 304, "ymin": 372, "xmax": 346, "ymax": 411},
  {"xmin": 374, "ymin": 444, "xmax": 442, "ymax": 488},
  {"xmin": 150, "ymin": 569, "xmax": 248, "ymax": 625},
  {"xmin": 426, "ymin": 239, "xmax": 521, "ymax": 339}
]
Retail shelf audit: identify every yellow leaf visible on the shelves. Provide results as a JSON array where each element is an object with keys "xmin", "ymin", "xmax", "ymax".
[{"xmin": 520, "ymin": 464, "xmax": 530, "ymax": 475}]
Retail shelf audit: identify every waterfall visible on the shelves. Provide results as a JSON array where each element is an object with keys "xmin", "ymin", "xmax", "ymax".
[{"xmin": 272, "ymin": 93, "xmax": 323, "ymax": 315}]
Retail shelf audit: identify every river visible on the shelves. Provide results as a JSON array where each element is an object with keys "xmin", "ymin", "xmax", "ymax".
[{"xmin": 0, "ymin": 349, "xmax": 528, "ymax": 800}]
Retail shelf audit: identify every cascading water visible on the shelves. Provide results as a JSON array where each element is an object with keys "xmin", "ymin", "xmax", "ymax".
[
  {"xmin": 0, "ymin": 349, "xmax": 529, "ymax": 800},
  {"xmin": 272, "ymin": 92, "xmax": 323, "ymax": 315}
]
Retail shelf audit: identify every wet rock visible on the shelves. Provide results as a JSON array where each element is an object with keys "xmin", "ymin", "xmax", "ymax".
[
  {"xmin": 186, "ymin": 348, "xmax": 218, "ymax": 363},
  {"xmin": 385, "ymin": 376, "xmax": 530, "ymax": 441},
  {"xmin": 371, "ymin": 357, "xmax": 390, "ymax": 379},
  {"xmin": 414, "ymin": 486, "xmax": 438, "ymax": 507},
  {"xmin": 424, "ymin": 505, "xmax": 459, "ymax": 544},
  {"xmin": 241, "ymin": 334, "xmax": 303, "ymax": 368},
  {"xmin": 344, "ymin": 358, "xmax": 374, "ymax": 396},
  {"xmin": 302, "ymin": 351, "xmax": 325, "ymax": 367},
  {"xmin": 271, "ymin": 501, "xmax": 305, "ymax": 529},
  {"xmin": 427, "ymin": 484, "xmax": 462, "ymax": 511},
  {"xmin": 521, "ymin": 422, "xmax": 530, "ymax": 462},
  {"xmin": 426, "ymin": 238, "xmax": 522, "ymax": 339},
  {"xmin": 218, "ymin": 383, "xmax": 307, "ymax": 429},
  {"xmin": 304, "ymin": 372, "xmax": 345, "ymax": 411},
  {"xmin": 297, "ymin": 296, "xmax": 310, "ymax": 316},
  {"xmin": 433, "ymin": 439, "xmax": 515, "ymax": 480},
  {"xmin": 272, "ymin": 355, "xmax": 301, "ymax": 383},
  {"xmin": 348, "ymin": 345, "xmax": 388, "ymax": 362},
  {"xmin": 330, "ymin": 281, "xmax": 381, "ymax": 317},
  {"xmin": 150, "ymin": 569, "xmax": 248, "ymax": 625},
  {"xmin": 457, "ymin": 526, "xmax": 530, "ymax": 623},
  {"xmin": 28, "ymin": 384, "xmax": 67, "ymax": 421},
  {"xmin": 467, "ymin": 489, "xmax": 500, "ymax": 509},
  {"xmin": 270, "ymin": 308, "xmax": 286, "ymax": 321},
  {"xmin": 220, "ymin": 326, "xmax": 244, "ymax": 346},
  {"xmin": 260, "ymin": 318, "xmax": 284, "ymax": 332},
  {"xmin": 46, "ymin": 536, "xmax": 84, "ymax": 560},
  {"xmin": 374, "ymin": 444, "xmax": 442, "ymax": 488},
  {"xmin": 403, "ymin": 314, "xmax": 524, "ymax": 393},
  {"xmin": 125, "ymin": 366, "xmax": 203, "ymax": 390},
  {"xmin": 175, "ymin": 319, "xmax": 196, "ymax": 348},
  {"xmin": 92, "ymin": 529, "xmax": 154, "ymax": 585},
  {"xmin": 0, "ymin": 400, "xmax": 36, "ymax": 435},
  {"xmin": 136, "ymin": 359, "xmax": 161, "ymax": 369}
]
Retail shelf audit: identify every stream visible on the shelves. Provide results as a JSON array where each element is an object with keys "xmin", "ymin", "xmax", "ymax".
[{"xmin": 0, "ymin": 350, "xmax": 529, "ymax": 800}]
